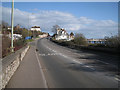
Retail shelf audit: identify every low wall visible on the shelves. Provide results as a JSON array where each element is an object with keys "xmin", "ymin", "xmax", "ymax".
[{"xmin": 1, "ymin": 45, "xmax": 30, "ymax": 89}]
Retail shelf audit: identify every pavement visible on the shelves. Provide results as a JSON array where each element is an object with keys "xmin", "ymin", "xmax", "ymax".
[
  {"xmin": 6, "ymin": 38, "xmax": 119, "ymax": 88},
  {"xmin": 6, "ymin": 40, "xmax": 47, "ymax": 88}
]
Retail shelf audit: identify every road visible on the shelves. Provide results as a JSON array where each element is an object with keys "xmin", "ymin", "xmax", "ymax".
[{"xmin": 7, "ymin": 38, "xmax": 119, "ymax": 88}]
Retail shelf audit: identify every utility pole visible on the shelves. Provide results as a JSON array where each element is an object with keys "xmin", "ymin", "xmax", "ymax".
[
  {"xmin": 31, "ymin": 13, "xmax": 35, "ymax": 38},
  {"xmin": 28, "ymin": 13, "xmax": 29, "ymax": 37},
  {"xmin": 11, "ymin": 0, "xmax": 14, "ymax": 52}
]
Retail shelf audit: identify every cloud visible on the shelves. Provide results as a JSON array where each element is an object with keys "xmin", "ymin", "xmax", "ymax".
[{"xmin": 1, "ymin": 6, "xmax": 118, "ymax": 38}]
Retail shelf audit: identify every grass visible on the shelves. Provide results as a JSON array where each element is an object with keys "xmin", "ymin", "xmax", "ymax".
[{"xmin": 26, "ymin": 39, "xmax": 34, "ymax": 42}]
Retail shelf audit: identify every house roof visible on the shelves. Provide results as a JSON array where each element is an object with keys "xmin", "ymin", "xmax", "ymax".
[
  {"xmin": 57, "ymin": 28, "xmax": 66, "ymax": 32},
  {"xmin": 31, "ymin": 26, "xmax": 40, "ymax": 28},
  {"xmin": 62, "ymin": 29, "xmax": 66, "ymax": 32}
]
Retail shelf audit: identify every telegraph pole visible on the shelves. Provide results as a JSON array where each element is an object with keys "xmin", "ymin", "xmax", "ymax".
[{"xmin": 11, "ymin": 0, "xmax": 14, "ymax": 52}]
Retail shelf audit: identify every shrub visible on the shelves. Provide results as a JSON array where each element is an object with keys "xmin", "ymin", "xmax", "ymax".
[
  {"xmin": 105, "ymin": 35, "xmax": 120, "ymax": 49},
  {"xmin": 14, "ymin": 38, "xmax": 26, "ymax": 47},
  {"xmin": 72, "ymin": 33, "xmax": 88, "ymax": 46},
  {"xmin": 2, "ymin": 35, "xmax": 11, "ymax": 57}
]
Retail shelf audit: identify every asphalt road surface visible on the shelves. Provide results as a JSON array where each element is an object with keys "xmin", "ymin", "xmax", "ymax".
[
  {"xmin": 6, "ymin": 38, "xmax": 119, "ymax": 88},
  {"xmin": 36, "ymin": 38, "xmax": 119, "ymax": 88}
]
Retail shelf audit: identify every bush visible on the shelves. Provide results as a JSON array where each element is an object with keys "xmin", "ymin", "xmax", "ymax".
[
  {"xmin": 88, "ymin": 43, "xmax": 106, "ymax": 48},
  {"xmin": 2, "ymin": 35, "xmax": 11, "ymax": 57},
  {"xmin": 72, "ymin": 33, "xmax": 88, "ymax": 46},
  {"xmin": 14, "ymin": 39, "xmax": 27, "ymax": 51},
  {"xmin": 105, "ymin": 35, "xmax": 120, "ymax": 49},
  {"xmin": 21, "ymin": 29, "xmax": 29, "ymax": 39},
  {"xmin": 14, "ymin": 38, "xmax": 26, "ymax": 46}
]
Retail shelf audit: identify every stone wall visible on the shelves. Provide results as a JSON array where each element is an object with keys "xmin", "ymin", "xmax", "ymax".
[{"xmin": 1, "ymin": 45, "xmax": 29, "ymax": 89}]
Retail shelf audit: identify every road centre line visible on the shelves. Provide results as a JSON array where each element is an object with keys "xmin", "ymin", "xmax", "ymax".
[
  {"xmin": 96, "ymin": 60, "xmax": 109, "ymax": 65},
  {"xmin": 59, "ymin": 53, "xmax": 95, "ymax": 70},
  {"xmin": 45, "ymin": 46, "xmax": 95, "ymax": 71},
  {"xmin": 45, "ymin": 44, "xmax": 115, "ymax": 68},
  {"xmin": 39, "ymin": 53, "xmax": 61, "ymax": 56},
  {"xmin": 46, "ymin": 46, "xmax": 115, "ymax": 70}
]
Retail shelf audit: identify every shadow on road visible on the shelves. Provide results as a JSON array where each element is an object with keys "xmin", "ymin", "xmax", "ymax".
[
  {"xmin": 50, "ymin": 39, "xmax": 119, "ymax": 78},
  {"xmin": 66, "ymin": 60, "xmax": 119, "ymax": 78}
]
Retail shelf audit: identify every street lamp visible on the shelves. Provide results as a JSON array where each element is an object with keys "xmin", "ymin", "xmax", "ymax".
[{"xmin": 11, "ymin": 0, "xmax": 14, "ymax": 52}]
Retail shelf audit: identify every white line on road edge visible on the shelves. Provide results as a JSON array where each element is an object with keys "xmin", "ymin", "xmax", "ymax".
[
  {"xmin": 35, "ymin": 51, "xmax": 48, "ymax": 89},
  {"xmin": 73, "ymin": 59, "xmax": 83, "ymax": 64},
  {"xmin": 95, "ymin": 59, "xmax": 117, "ymax": 68}
]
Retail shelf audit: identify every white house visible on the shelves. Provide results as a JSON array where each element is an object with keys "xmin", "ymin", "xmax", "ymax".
[
  {"xmin": 55, "ymin": 28, "xmax": 68, "ymax": 40},
  {"xmin": 31, "ymin": 26, "xmax": 41, "ymax": 31},
  {"xmin": 8, "ymin": 33, "xmax": 22, "ymax": 40},
  {"xmin": 8, "ymin": 27, "xmax": 11, "ymax": 30},
  {"xmin": 55, "ymin": 28, "xmax": 74, "ymax": 41},
  {"xmin": 39, "ymin": 33, "xmax": 48, "ymax": 38}
]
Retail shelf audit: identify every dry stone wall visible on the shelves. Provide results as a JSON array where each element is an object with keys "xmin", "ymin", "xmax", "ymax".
[{"xmin": 0, "ymin": 45, "xmax": 29, "ymax": 89}]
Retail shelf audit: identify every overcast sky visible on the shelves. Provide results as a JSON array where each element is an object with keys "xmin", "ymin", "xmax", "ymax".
[{"xmin": 1, "ymin": 2, "xmax": 119, "ymax": 39}]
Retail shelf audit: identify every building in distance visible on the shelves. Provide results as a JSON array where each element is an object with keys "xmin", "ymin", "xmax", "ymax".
[
  {"xmin": 39, "ymin": 33, "xmax": 49, "ymax": 38},
  {"xmin": 54, "ymin": 28, "xmax": 74, "ymax": 41},
  {"xmin": 87, "ymin": 38, "xmax": 106, "ymax": 44},
  {"xmin": 31, "ymin": 26, "xmax": 41, "ymax": 32},
  {"xmin": 8, "ymin": 33, "xmax": 22, "ymax": 40}
]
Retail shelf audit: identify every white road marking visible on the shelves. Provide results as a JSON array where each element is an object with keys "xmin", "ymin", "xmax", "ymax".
[
  {"xmin": 84, "ymin": 65, "xmax": 95, "ymax": 70},
  {"xmin": 39, "ymin": 54, "xmax": 46, "ymax": 56},
  {"xmin": 45, "ymin": 46, "xmax": 58, "ymax": 53},
  {"xmin": 47, "ymin": 53, "xmax": 50, "ymax": 55},
  {"xmin": 95, "ymin": 59, "xmax": 117, "ymax": 68},
  {"xmin": 96, "ymin": 60, "xmax": 109, "ymax": 65},
  {"xmin": 115, "ymin": 77, "xmax": 120, "ymax": 81},
  {"xmin": 44, "ymin": 46, "xmax": 95, "ymax": 71},
  {"xmin": 39, "ymin": 53, "xmax": 61, "ymax": 56},
  {"xmin": 45, "ymin": 44, "xmax": 113, "ymax": 68},
  {"xmin": 59, "ymin": 53, "xmax": 96, "ymax": 70},
  {"xmin": 35, "ymin": 51, "xmax": 48, "ymax": 88},
  {"xmin": 73, "ymin": 60, "xmax": 83, "ymax": 64}
]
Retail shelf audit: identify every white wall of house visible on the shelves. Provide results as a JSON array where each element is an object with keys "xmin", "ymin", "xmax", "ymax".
[
  {"xmin": 55, "ymin": 28, "xmax": 74, "ymax": 41},
  {"xmin": 56, "ymin": 35, "xmax": 68, "ymax": 40},
  {"xmin": 39, "ymin": 34, "xmax": 48, "ymax": 38},
  {"xmin": 8, "ymin": 27, "xmax": 11, "ymax": 30},
  {"xmin": 56, "ymin": 29, "xmax": 68, "ymax": 40},
  {"xmin": 31, "ymin": 28, "xmax": 41, "ymax": 31},
  {"xmin": 8, "ymin": 34, "xmax": 22, "ymax": 40}
]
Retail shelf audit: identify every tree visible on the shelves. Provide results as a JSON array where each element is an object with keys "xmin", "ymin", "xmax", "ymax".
[
  {"xmin": 2, "ymin": 35, "xmax": 11, "ymax": 57},
  {"xmin": 73, "ymin": 33, "xmax": 87, "ymax": 45},
  {"xmin": 28, "ymin": 30, "xmax": 32, "ymax": 36},
  {"xmin": 21, "ymin": 29, "xmax": 29, "ymax": 39},
  {"xmin": 52, "ymin": 25, "xmax": 60, "ymax": 34},
  {"xmin": 2, "ymin": 21, "xmax": 9, "ymax": 29},
  {"xmin": 70, "ymin": 32, "xmax": 74, "ymax": 36},
  {"xmin": 104, "ymin": 35, "xmax": 120, "ymax": 48}
]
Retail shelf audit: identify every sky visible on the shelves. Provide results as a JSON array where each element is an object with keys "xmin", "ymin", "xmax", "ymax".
[{"xmin": 1, "ymin": 2, "xmax": 119, "ymax": 39}]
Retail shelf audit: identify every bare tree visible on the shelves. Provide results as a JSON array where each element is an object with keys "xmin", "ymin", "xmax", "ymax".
[
  {"xmin": 51, "ymin": 25, "xmax": 60, "ymax": 34},
  {"xmin": 70, "ymin": 32, "xmax": 74, "ymax": 36},
  {"xmin": 2, "ymin": 21, "xmax": 9, "ymax": 29}
]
